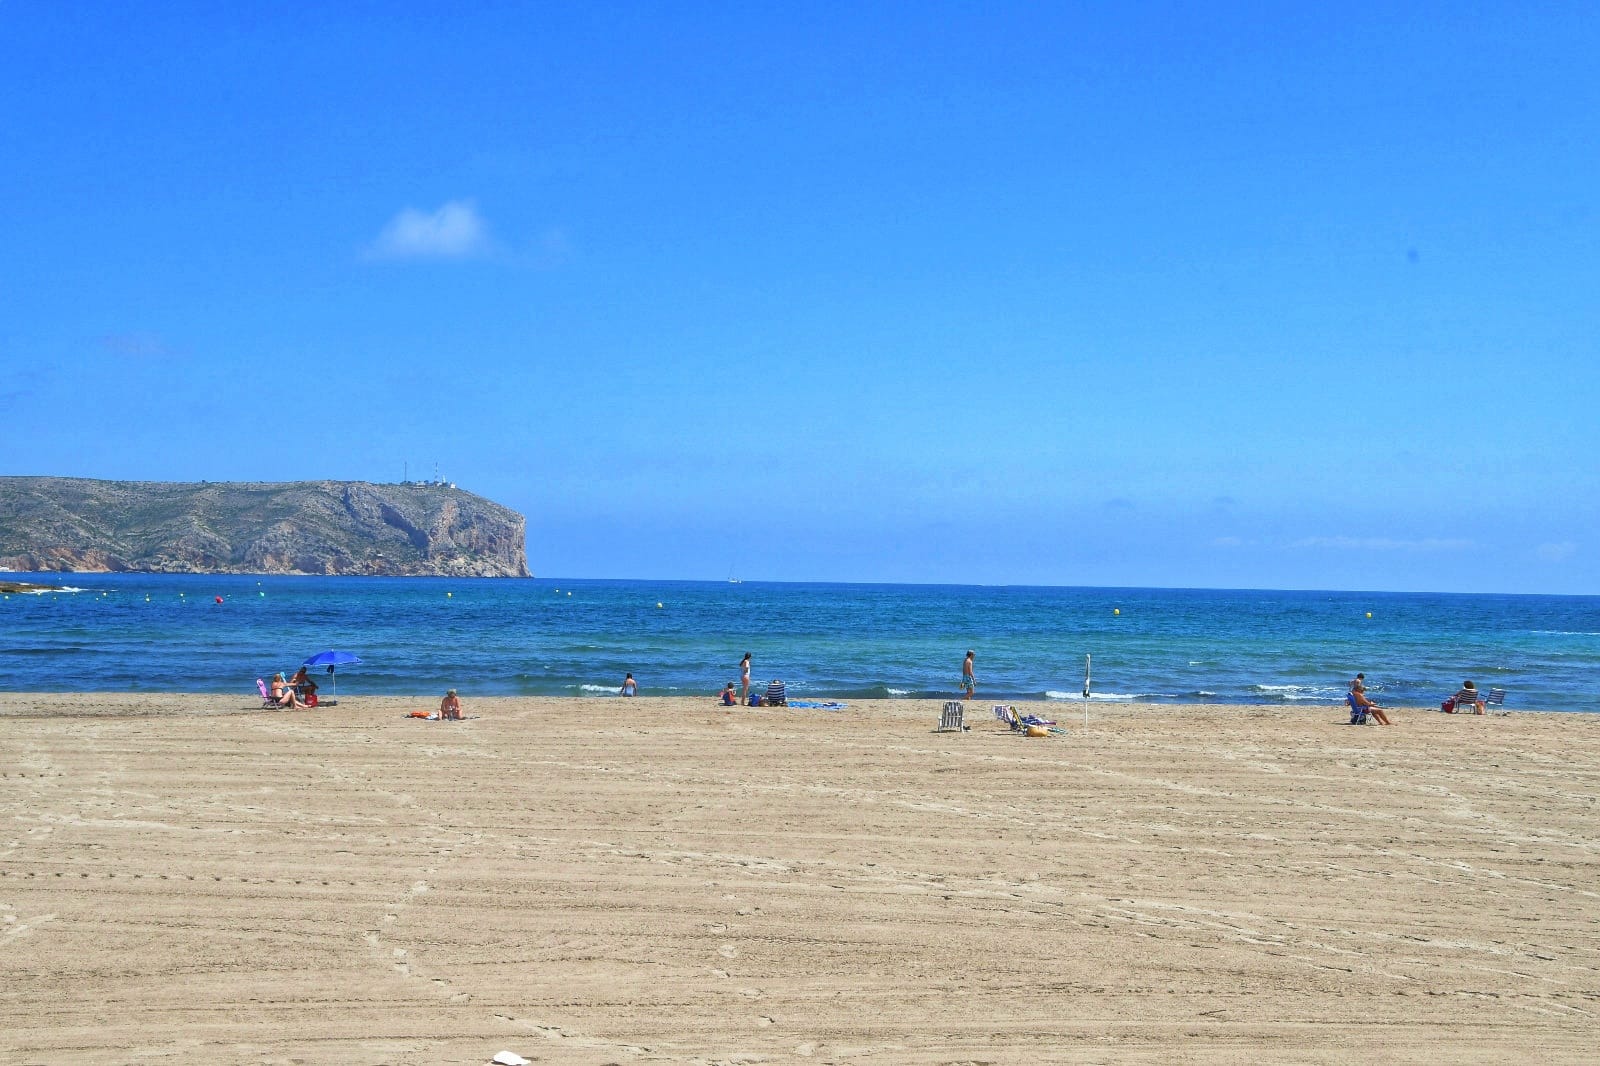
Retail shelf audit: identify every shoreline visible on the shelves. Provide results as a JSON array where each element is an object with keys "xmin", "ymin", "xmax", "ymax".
[{"xmin": 0, "ymin": 690, "xmax": 1582, "ymax": 717}]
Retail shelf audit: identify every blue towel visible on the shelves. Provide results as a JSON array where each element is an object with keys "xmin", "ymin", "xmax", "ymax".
[{"xmin": 787, "ymin": 700, "xmax": 846, "ymax": 710}]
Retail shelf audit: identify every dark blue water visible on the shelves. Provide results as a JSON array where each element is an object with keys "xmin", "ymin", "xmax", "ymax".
[{"xmin": 3, "ymin": 575, "xmax": 1597, "ymax": 711}]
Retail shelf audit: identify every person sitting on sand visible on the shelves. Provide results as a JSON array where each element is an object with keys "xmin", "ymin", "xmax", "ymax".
[
  {"xmin": 290, "ymin": 666, "xmax": 318, "ymax": 700},
  {"xmin": 269, "ymin": 672, "xmax": 306, "ymax": 709},
  {"xmin": 1451, "ymin": 680, "xmax": 1486, "ymax": 715},
  {"xmin": 720, "ymin": 682, "xmax": 738, "ymax": 706},
  {"xmin": 764, "ymin": 679, "xmax": 787, "ymax": 707},
  {"xmin": 621, "ymin": 673, "xmax": 638, "ymax": 697},
  {"xmin": 1350, "ymin": 685, "xmax": 1392, "ymax": 726},
  {"xmin": 440, "ymin": 689, "xmax": 463, "ymax": 721}
]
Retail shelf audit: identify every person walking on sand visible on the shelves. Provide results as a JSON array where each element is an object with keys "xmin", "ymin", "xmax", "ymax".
[
  {"xmin": 740, "ymin": 653, "xmax": 752, "ymax": 704},
  {"xmin": 961, "ymin": 650, "xmax": 976, "ymax": 700}
]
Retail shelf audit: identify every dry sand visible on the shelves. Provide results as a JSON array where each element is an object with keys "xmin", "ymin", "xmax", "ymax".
[{"xmin": 2, "ymin": 693, "xmax": 1597, "ymax": 1064}]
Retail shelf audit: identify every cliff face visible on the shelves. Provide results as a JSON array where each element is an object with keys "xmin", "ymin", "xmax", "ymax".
[{"xmin": 0, "ymin": 478, "xmax": 530, "ymax": 577}]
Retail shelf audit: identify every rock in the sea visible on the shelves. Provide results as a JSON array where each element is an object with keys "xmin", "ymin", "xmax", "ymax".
[{"xmin": 0, "ymin": 477, "xmax": 530, "ymax": 577}]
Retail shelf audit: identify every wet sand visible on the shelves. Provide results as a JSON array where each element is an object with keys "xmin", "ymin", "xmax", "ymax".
[{"xmin": 2, "ymin": 693, "xmax": 1597, "ymax": 1063}]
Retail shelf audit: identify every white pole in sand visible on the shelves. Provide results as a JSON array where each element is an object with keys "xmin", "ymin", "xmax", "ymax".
[{"xmin": 1083, "ymin": 653, "xmax": 1091, "ymax": 728}]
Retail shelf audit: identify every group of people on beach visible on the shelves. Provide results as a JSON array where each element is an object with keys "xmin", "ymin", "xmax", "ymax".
[
  {"xmin": 281, "ymin": 648, "xmax": 1492, "ymax": 725},
  {"xmin": 705, "ymin": 650, "xmax": 976, "ymax": 707},
  {"xmin": 1349, "ymin": 672, "xmax": 1493, "ymax": 725},
  {"xmin": 267, "ymin": 667, "xmax": 318, "ymax": 709},
  {"xmin": 709, "ymin": 654, "xmax": 786, "ymax": 706},
  {"xmin": 404, "ymin": 648, "xmax": 979, "ymax": 712}
]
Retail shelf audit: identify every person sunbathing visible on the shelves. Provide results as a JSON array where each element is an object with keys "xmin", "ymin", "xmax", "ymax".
[
  {"xmin": 1351, "ymin": 687, "xmax": 1392, "ymax": 725},
  {"xmin": 440, "ymin": 689, "xmax": 463, "ymax": 721},
  {"xmin": 270, "ymin": 672, "xmax": 307, "ymax": 708},
  {"xmin": 290, "ymin": 665, "xmax": 318, "ymax": 701},
  {"xmin": 1451, "ymin": 680, "xmax": 1486, "ymax": 714}
]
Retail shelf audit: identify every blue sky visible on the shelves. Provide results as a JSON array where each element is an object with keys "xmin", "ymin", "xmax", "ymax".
[{"xmin": 3, "ymin": 3, "xmax": 1596, "ymax": 593}]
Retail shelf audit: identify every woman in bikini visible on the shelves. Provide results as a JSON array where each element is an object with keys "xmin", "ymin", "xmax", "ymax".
[{"xmin": 270, "ymin": 672, "xmax": 307, "ymax": 709}]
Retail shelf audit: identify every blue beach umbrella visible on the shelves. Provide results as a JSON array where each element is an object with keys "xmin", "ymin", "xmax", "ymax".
[{"xmin": 302, "ymin": 649, "xmax": 362, "ymax": 702}]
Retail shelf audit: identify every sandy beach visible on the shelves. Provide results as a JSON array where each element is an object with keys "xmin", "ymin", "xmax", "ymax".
[{"xmin": 2, "ymin": 693, "xmax": 1596, "ymax": 1064}]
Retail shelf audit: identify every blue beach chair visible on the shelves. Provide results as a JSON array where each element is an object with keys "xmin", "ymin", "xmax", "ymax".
[{"xmin": 1346, "ymin": 692, "xmax": 1368, "ymax": 725}]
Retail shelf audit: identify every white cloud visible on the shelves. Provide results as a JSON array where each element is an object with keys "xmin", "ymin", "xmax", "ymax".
[
  {"xmin": 368, "ymin": 200, "xmax": 490, "ymax": 260},
  {"xmin": 1535, "ymin": 541, "xmax": 1578, "ymax": 562},
  {"xmin": 1290, "ymin": 536, "xmax": 1473, "ymax": 552}
]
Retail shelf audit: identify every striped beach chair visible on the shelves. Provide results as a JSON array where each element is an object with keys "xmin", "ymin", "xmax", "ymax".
[
  {"xmin": 1486, "ymin": 687, "xmax": 1508, "ymax": 715},
  {"xmin": 937, "ymin": 701, "xmax": 966, "ymax": 732},
  {"xmin": 994, "ymin": 705, "xmax": 1062, "ymax": 734}
]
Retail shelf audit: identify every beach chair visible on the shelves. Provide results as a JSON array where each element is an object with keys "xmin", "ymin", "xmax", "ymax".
[
  {"xmin": 1346, "ymin": 692, "xmax": 1369, "ymax": 725},
  {"xmin": 993, "ymin": 705, "xmax": 1062, "ymax": 734},
  {"xmin": 256, "ymin": 678, "xmax": 278, "ymax": 708},
  {"xmin": 1486, "ymin": 687, "xmax": 1508, "ymax": 715},
  {"xmin": 938, "ymin": 701, "xmax": 966, "ymax": 732}
]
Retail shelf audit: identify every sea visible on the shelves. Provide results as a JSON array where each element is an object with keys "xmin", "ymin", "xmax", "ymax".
[{"xmin": 3, "ymin": 574, "xmax": 1598, "ymax": 712}]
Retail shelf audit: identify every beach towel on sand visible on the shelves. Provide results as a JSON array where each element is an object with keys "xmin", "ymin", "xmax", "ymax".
[{"xmin": 787, "ymin": 700, "xmax": 846, "ymax": 710}]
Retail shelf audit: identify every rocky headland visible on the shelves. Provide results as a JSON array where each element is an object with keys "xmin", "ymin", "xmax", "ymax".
[{"xmin": 0, "ymin": 477, "xmax": 530, "ymax": 577}]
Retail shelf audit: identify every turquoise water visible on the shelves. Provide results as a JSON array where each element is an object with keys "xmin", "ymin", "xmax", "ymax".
[{"xmin": 3, "ymin": 574, "xmax": 1598, "ymax": 711}]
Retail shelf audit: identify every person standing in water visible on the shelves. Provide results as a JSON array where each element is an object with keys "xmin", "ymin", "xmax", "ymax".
[
  {"xmin": 621, "ymin": 673, "xmax": 638, "ymax": 697},
  {"xmin": 961, "ymin": 650, "xmax": 976, "ymax": 700}
]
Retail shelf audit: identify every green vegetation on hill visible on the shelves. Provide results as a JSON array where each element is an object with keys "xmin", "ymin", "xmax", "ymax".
[{"xmin": 0, "ymin": 477, "xmax": 529, "ymax": 577}]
